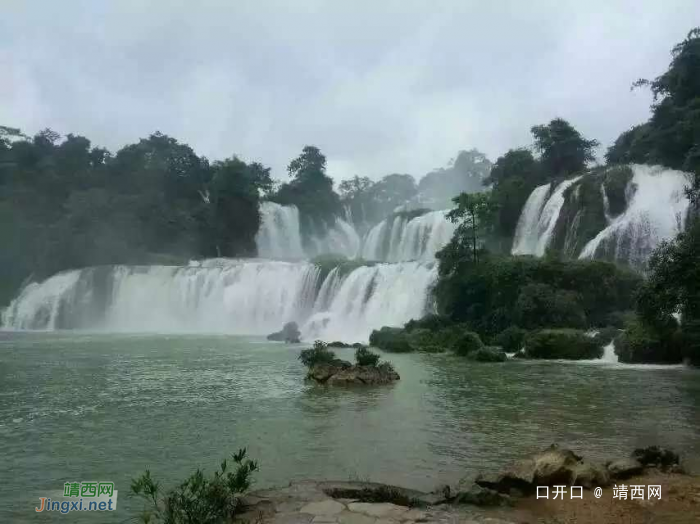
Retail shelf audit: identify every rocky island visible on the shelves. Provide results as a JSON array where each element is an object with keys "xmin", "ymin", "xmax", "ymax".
[{"xmin": 300, "ymin": 341, "xmax": 400, "ymax": 385}]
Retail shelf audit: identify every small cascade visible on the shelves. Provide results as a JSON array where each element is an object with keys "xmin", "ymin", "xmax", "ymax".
[
  {"xmin": 512, "ymin": 177, "xmax": 582, "ymax": 256},
  {"xmin": 256, "ymin": 202, "xmax": 305, "ymax": 259},
  {"xmin": 308, "ymin": 217, "xmax": 361, "ymax": 259},
  {"xmin": 511, "ymin": 183, "xmax": 551, "ymax": 254},
  {"xmin": 1, "ymin": 259, "xmax": 437, "ymax": 341},
  {"xmin": 578, "ymin": 165, "xmax": 691, "ymax": 268},
  {"xmin": 601, "ymin": 341, "xmax": 619, "ymax": 363},
  {"xmin": 359, "ymin": 210, "xmax": 456, "ymax": 262}
]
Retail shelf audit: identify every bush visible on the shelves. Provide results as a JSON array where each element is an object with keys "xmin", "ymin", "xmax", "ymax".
[
  {"xmin": 524, "ymin": 329, "xmax": 603, "ymax": 360},
  {"xmin": 404, "ymin": 314, "xmax": 453, "ymax": 333},
  {"xmin": 369, "ymin": 327, "xmax": 412, "ymax": 352},
  {"xmin": 606, "ymin": 310, "xmax": 635, "ymax": 329},
  {"xmin": 453, "ymin": 331, "xmax": 484, "ymax": 356},
  {"xmin": 494, "ymin": 326, "xmax": 527, "ymax": 353},
  {"xmin": 355, "ymin": 346, "xmax": 380, "ymax": 366},
  {"xmin": 468, "ymin": 346, "xmax": 507, "ymax": 362},
  {"xmin": 514, "ymin": 283, "xmax": 587, "ymax": 330},
  {"xmin": 131, "ymin": 449, "xmax": 258, "ymax": 524},
  {"xmin": 299, "ymin": 340, "xmax": 336, "ymax": 368},
  {"xmin": 614, "ymin": 319, "xmax": 682, "ymax": 364}
]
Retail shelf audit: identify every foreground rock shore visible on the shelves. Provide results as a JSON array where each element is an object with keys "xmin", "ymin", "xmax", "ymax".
[{"xmin": 236, "ymin": 445, "xmax": 699, "ymax": 524}]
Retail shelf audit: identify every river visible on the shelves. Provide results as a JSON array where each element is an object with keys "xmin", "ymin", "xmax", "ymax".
[{"xmin": 1, "ymin": 332, "xmax": 699, "ymax": 522}]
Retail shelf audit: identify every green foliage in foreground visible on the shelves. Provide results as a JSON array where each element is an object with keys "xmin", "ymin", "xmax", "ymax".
[
  {"xmin": 131, "ymin": 449, "xmax": 258, "ymax": 524},
  {"xmin": 524, "ymin": 329, "xmax": 603, "ymax": 360},
  {"xmin": 299, "ymin": 341, "xmax": 337, "ymax": 368},
  {"xmin": 453, "ymin": 331, "xmax": 484, "ymax": 356}
]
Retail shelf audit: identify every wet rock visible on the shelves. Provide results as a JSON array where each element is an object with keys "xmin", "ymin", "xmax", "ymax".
[
  {"xmin": 309, "ymin": 364, "xmax": 400, "ymax": 386},
  {"xmin": 571, "ymin": 461, "xmax": 610, "ymax": 488},
  {"xmin": 300, "ymin": 500, "xmax": 345, "ymax": 516},
  {"xmin": 606, "ymin": 458, "xmax": 644, "ymax": 479},
  {"xmin": 532, "ymin": 444, "xmax": 581, "ymax": 485},
  {"xmin": 268, "ymin": 322, "xmax": 302, "ymax": 343},
  {"xmin": 452, "ymin": 484, "xmax": 512, "ymax": 507},
  {"xmin": 631, "ymin": 446, "xmax": 680, "ymax": 470},
  {"xmin": 474, "ymin": 458, "xmax": 536, "ymax": 494}
]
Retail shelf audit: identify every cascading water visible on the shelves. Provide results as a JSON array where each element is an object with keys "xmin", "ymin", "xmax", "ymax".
[
  {"xmin": 360, "ymin": 210, "xmax": 456, "ymax": 262},
  {"xmin": 578, "ymin": 164, "xmax": 691, "ymax": 268},
  {"xmin": 511, "ymin": 177, "xmax": 582, "ymax": 256},
  {"xmin": 256, "ymin": 201, "xmax": 360, "ymax": 259},
  {"xmin": 256, "ymin": 202, "xmax": 306, "ymax": 259},
  {"xmin": 1, "ymin": 259, "xmax": 437, "ymax": 341}
]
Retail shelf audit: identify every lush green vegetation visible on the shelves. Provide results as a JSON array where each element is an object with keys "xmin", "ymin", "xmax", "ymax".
[
  {"xmin": 523, "ymin": 329, "xmax": 603, "ymax": 360},
  {"xmin": 299, "ymin": 340, "xmax": 337, "ymax": 368},
  {"xmin": 131, "ymin": 449, "xmax": 258, "ymax": 524},
  {"xmin": 434, "ymin": 254, "xmax": 640, "ymax": 338},
  {"xmin": 606, "ymin": 28, "xmax": 700, "ymax": 364},
  {"xmin": 0, "ymin": 129, "xmax": 276, "ymax": 304},
  {"xmin": 355, "ymin": 346, "xmax": 381, "ymax": 366}
]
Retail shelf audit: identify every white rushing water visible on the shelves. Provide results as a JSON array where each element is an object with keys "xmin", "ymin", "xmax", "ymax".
[
  {"xmin": 256, "ymin": 202, "xmax": 306, "ymax": 259},
  {"xmin": 256, "ymin": 202, "xmax": 360, "ymax": 259},
  {"xmin": 511, "ymin": 177, "xmax": 582, "ymax": 256},
  {"xmin": 1, "ymin": 259, "xmax": 437, "ymax": 341},
  {"xmin": 360, "ymin": 210, "xmax": 456, "ymax": 262},
  {"xmin": 578, "ymin": 164, "xmax": 691, "ymax": 268}
]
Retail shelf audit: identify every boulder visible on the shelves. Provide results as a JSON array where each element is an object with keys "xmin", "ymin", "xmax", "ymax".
[
  {"xmin": 452, "ymin": 484, "xmax": 512, "ymax": 507},
  {"xmin": 606, "ymin": 458, "xmax": 644, "ymax": 479},
  {"xmin": 631, "ymin": 446, "xmax": 680, "ymax": 470},
  {"xmin": 571, "ymin": 461, "xmax": 610, "ymax": 488},
  {"xmin": 308, "ymin": 363, "xmax": 399, "ymax": 386},
  {"xmin": 532, "ymin": 444, "xmax": 581, "ymax": 485},
  {"xmin": 307, "ymin": 361, "xmax": 352, "ymax": 383},
  {"xmin": 475, "ymin": 458, "xmax": 536, "ymax": 494},
  {"xmin": 267, "ymin": 322, "xmax": 302, "ymax": 343}
]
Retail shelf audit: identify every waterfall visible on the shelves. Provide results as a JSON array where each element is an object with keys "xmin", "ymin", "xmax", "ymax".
[
  {"xmin": 1, "ymin": 259, "xmax": 437, "ymax": 341},
  {"xmin": 257, "ymin": 202, "xmax": 360, "ymax": 259},
  {"xmin": 511, "ymin": 177, "xmax": 582, "ymax": 256},
  {"xmin": 256, "ymin": 202, "xmax": 306, "ymax": 259},
  {"xmin": 360, "ymin": 210, "xmax": 456, "ymax": 262},
  {"xmin": 578, "ymin": 165, "xmax": 690, "ymax": 268},
  {"xmin": 601, "ymin": 341, "xmax": 619, "ymax": 363}
]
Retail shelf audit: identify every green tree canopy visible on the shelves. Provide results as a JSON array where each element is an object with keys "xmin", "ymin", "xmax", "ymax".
[{"xmin": 531, "ymin": 118, "xmax": 599, "ymax": 178}]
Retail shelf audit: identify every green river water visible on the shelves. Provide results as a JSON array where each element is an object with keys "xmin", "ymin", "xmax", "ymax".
[{"xmin": 1, "ymin": 331, "xmax": 699, "ymax": 522}]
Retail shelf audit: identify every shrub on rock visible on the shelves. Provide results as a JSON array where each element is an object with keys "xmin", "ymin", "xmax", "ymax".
[
  {"xmin": 614, "ymin": 318, "xmax": 683, "ymax": 363},
  {"xmin": 355, "ymin": 346, "xmax": 380, "ymax": 366},
  {"xmin": 299, "ymin": 341, "xmax": 336, "ymax": 368},
  {"xmin": 468, "ymin": 346, "xmax": 507, "ymax": 362},
  {"xmin": 494, "ymin": 326, "xmax": 527, "ymax": 353},
  {"xmin": 524, "ymin": 329, "xmax": 603, "ymax": 360},
  {"xmin": 453, "ymin": 331, "xmax": 484, "ymax": 356}
]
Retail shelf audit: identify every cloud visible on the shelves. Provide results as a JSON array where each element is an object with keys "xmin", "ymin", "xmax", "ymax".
[{"xmin": 1, "ymin": 0, "xmax": 699, "ymax": 181}]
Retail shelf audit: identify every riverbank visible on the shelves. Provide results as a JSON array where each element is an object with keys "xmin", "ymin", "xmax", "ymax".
[{"xmin": 236, "ymin": 472, "xmax": 700, "ymax": 524}]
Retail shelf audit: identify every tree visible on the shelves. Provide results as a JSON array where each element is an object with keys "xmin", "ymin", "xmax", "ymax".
[
  {"xmin": 483, "ymin": 148, "xmax": 542, "ymax": 244},
  {"xmin": 531, "ymin": 118, "xmax": 599, "ymax": 178},
  {"xmin": 609, "ymin": 27, "xmax": 700, "ymax": 201},
  {"xmin": 273, "ymin": 146, "xmax": 340, "ymax": 232},
  {"xmin": 446, "ymin": 192, "xmax": 494, "ymax": 264},
  {"xmin": 418, "ymin": 148, "xmax": 492, "ymax": 207}
]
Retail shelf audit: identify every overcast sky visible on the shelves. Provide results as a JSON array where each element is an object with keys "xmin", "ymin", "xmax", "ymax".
[{"xmin": 2, "ymin": 1, "xmax": 699, "ymax": 181}]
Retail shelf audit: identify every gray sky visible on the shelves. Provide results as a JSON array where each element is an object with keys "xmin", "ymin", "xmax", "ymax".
[{"xmin": 2, "ymin": 1, "xmax": 699, "ymax": 181}]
